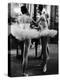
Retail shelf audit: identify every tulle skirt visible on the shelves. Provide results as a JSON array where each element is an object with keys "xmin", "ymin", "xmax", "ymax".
[
  {"xmin": 40, "ymin": 29, "xmax": 57, "ymax": 38},
  {"xmin": 11, "ymin": 23, "xmax": 57, "ymax": 41}
]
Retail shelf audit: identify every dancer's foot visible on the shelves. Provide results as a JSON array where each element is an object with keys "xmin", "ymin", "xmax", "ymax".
[
  {"xmin": 43, "ymin": 64, "xmax": 47, "ymax": 72},
  {"xmin": 23, "ymin": 73, "xmax": 29, "ymax": 76}
]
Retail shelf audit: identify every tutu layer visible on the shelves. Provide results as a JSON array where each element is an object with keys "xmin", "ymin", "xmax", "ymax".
[
  {"xmin": 40, "ymin": 29, "xmax": 57, "ymax": 37},
  {"xmin": 10, "ymin": 24, "xmax": 57, "ymax": 41},
  {"xmin": 11, "ymin": 23, "xmax": 40, "ymax": 40}
]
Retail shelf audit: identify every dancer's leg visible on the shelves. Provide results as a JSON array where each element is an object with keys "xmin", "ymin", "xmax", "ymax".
[
  {"xmin": 46, "ymin": 43, "xmax": 50, "ymax": 60},
  {"xmin": 20, "ymin": 41, "xmax": 24, "ymax": 63},
  {"xmin": 22, "ymin": 39, "xmax": 29, "ymax": 73},
  {"xmin": 41, "ymin": 37, "xmax": 47, "ymax": 72},
  {"xmin": 35, "ymin": 41, "xmax": 38, "ymax": 57}
]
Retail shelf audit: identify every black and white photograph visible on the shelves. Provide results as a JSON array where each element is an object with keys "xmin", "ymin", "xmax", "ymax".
[{"xmin": 8, "ymin": 3, "xmax": 58, "ymax": 77}]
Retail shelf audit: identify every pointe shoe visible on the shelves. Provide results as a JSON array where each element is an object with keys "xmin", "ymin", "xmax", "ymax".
[
  {"xmin": 43, "ymin": 64, "xmax": 47, "ymax": 72},
  {"xmin": 23, "ymin": 73, "xmax": 29, "ymax": 76}
]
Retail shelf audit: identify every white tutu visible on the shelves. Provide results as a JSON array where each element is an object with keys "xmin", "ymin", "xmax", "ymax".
[
  {"xmin": 11, "ymin": 23, "xmax": 40, "ymax": 40},
  {"xmin": 10, "ymin": 23, "xmax": 57, "ymax": 41},
  {"xmin": 40, "ymin": 29, "xmax": 57, "ymax": 37}
]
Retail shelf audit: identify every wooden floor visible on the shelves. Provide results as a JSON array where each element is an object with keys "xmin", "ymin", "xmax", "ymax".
[{"xmin": 8, "ymin": 44, "xmax": 58, "ymax": 77}]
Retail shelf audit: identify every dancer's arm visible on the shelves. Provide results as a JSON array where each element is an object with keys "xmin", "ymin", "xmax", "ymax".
[
  {"xmin": 28, "ymin": 16, "xmax": 38, "ymax": 26},
  {"xmin": 37, "ymin": 15, "xmax": 48, "ymax": 30},
  {"xmin": 31, "ymin": 19, "xmax": 38, "ymax": 27}
]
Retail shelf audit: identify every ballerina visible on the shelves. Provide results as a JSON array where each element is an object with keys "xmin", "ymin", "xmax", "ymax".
[{"xmin": 36, "ymin": 9, "xmax": 57, "ymax": 72}]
